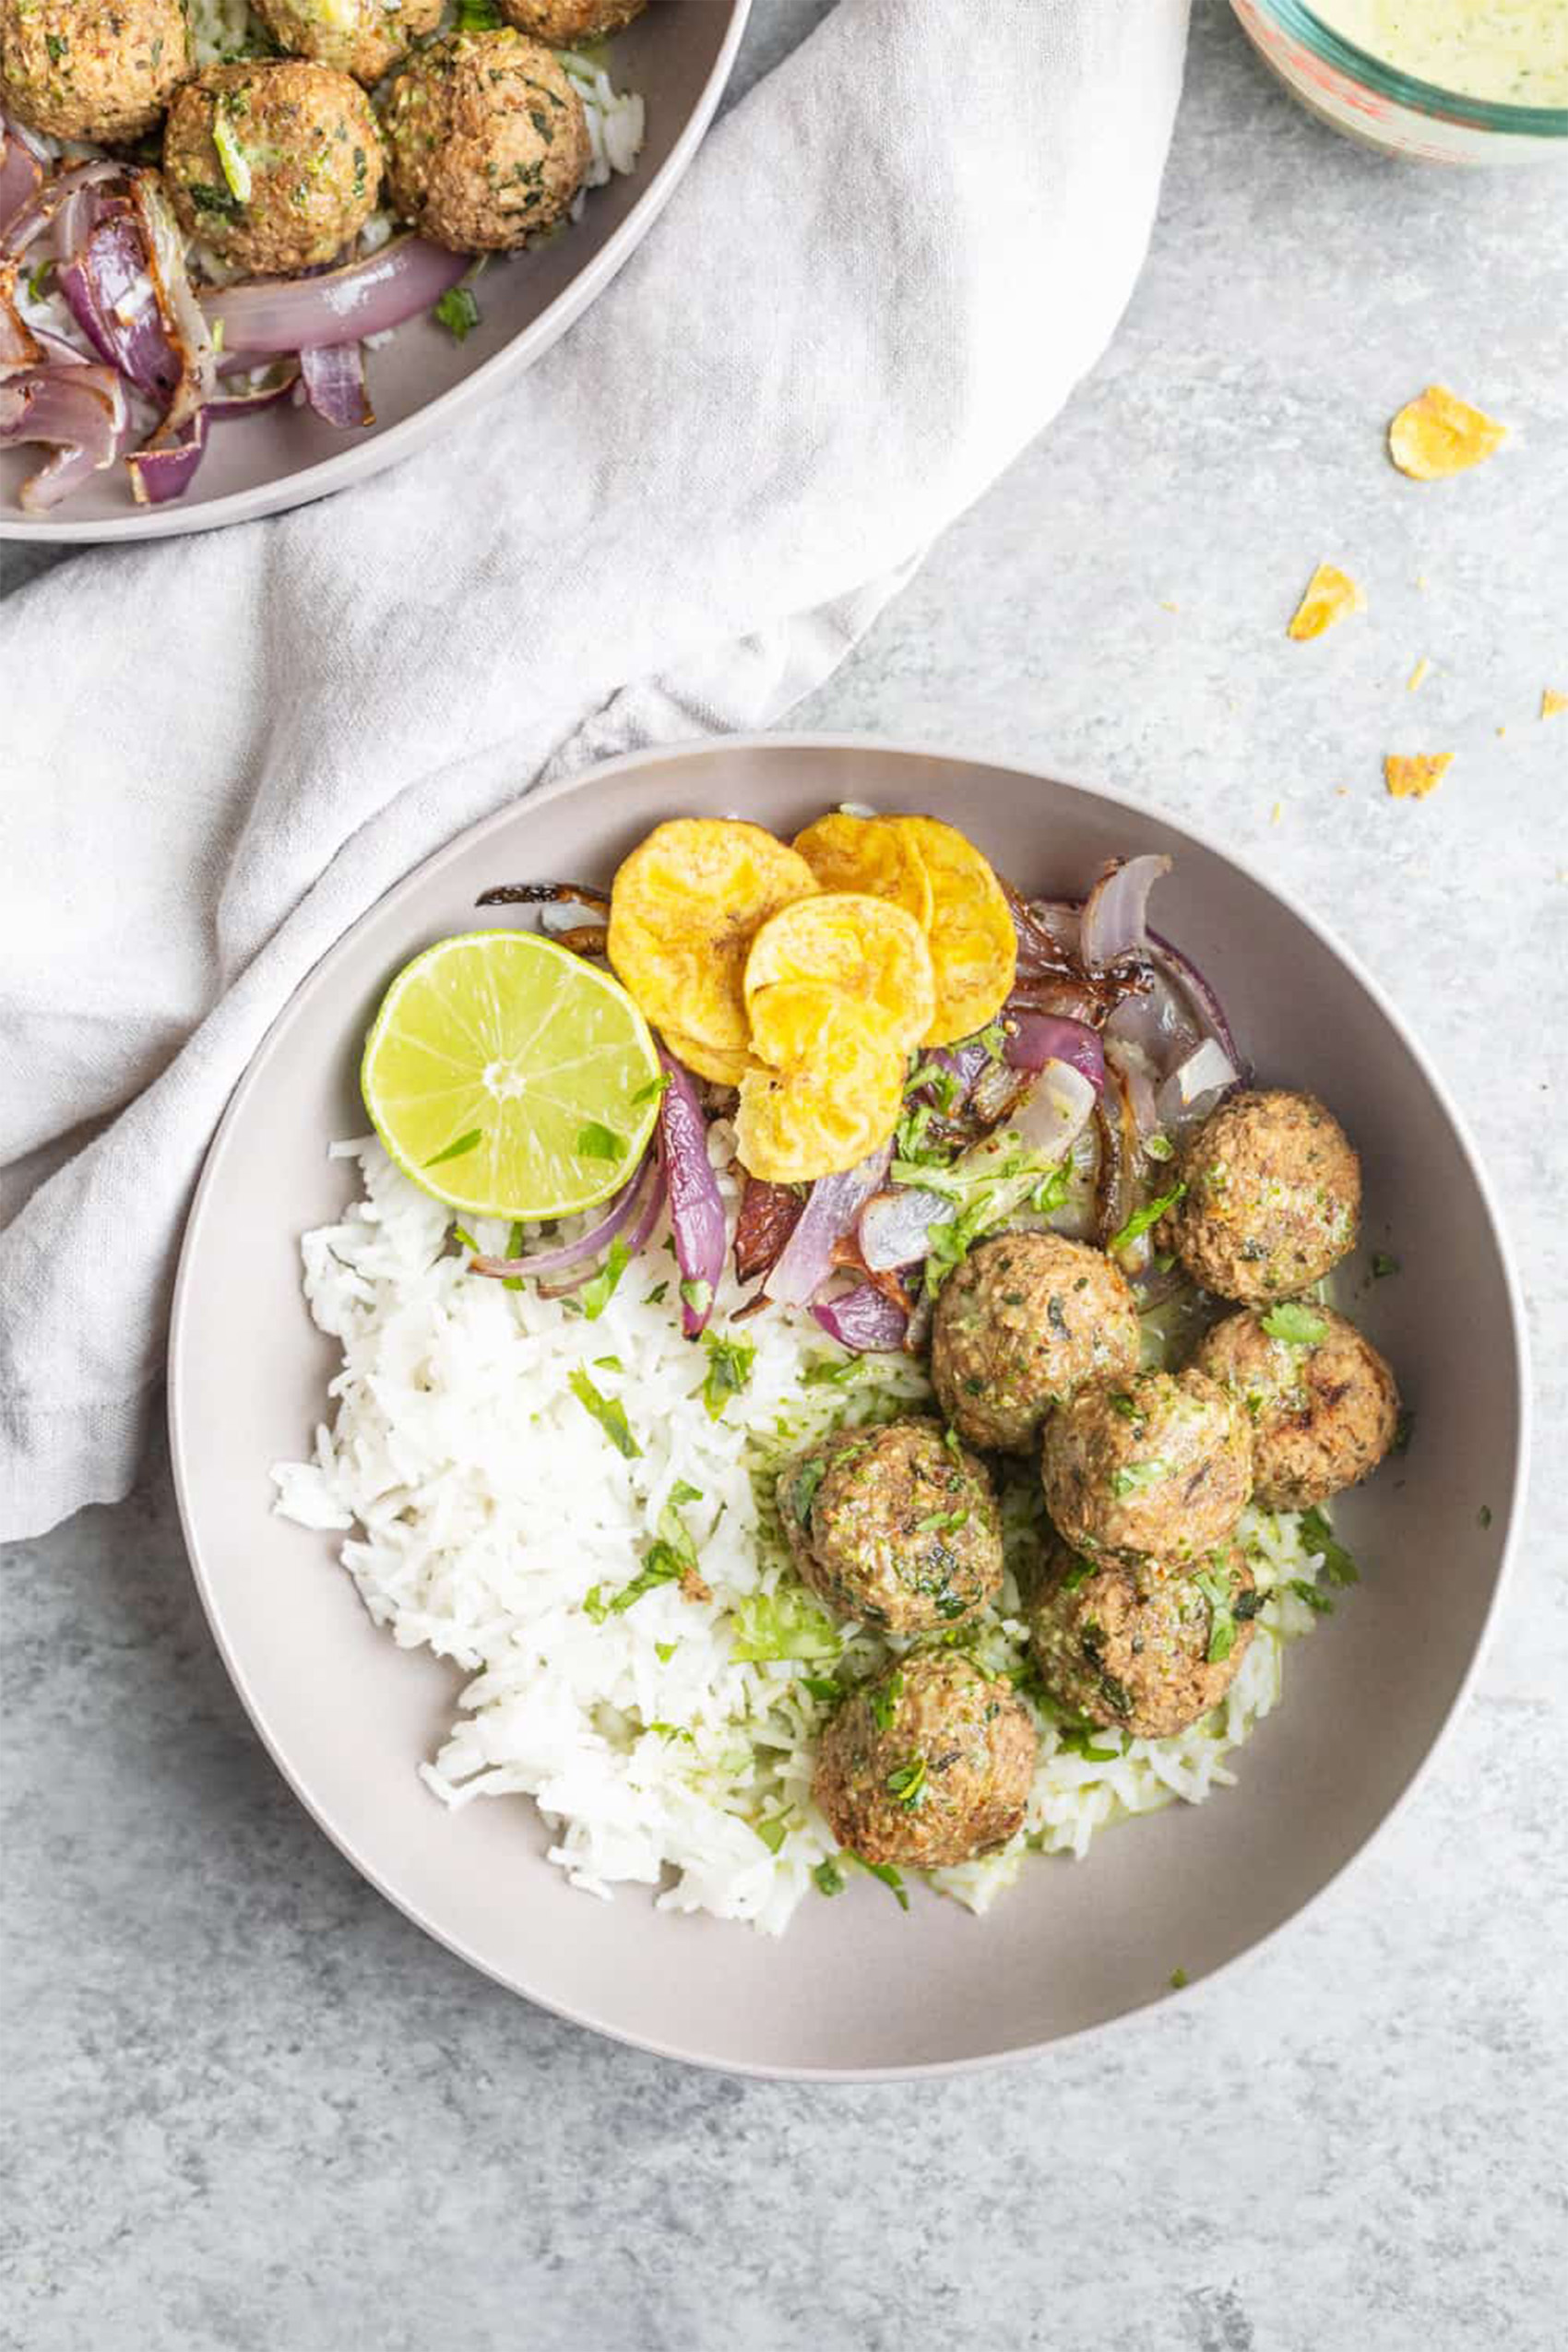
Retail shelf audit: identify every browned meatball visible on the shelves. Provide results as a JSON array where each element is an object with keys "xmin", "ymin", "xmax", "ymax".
[
  {"xmin": 164, "ymin": 62, "xmax": 384, "ymax": 277},
  {"xmin": 1167, "ymin": 1089, "xmax": 1360, "ymax": 1305},
  {"xmin": 251, "ymin": 0, "xmax": 443, "ymax": 88},
  {"xmin": 778, "ymin": 1417, "xmax": 1004, "ymax": 1634},
  {"xmin": 1028, "ymin": 1538, "xmax": 1257, "ymax": 1738},
  {"xmin": 931, "ymin": 1231, "xmax": 1141, "ymax": 1454},
  {"xmin": 382, "ymin": 30, "xmax": 589, "ymax": 255},
  {"xmin": 1041, "ymin": 1367, "xmax": 1253, "ymax": 1560},
  {"xmin": 1194, "ymin": 1303, "xmax": 1398, "ymax": 1511},
  {"xmin": 499, "ymin": 0, "xmax": 648, "ymax": 39},
  {"xmin": 0, "ymin": 0, "xmax": 188, "ymax": 143},
  {"xmin": 813, "ymin": 1652, "xmax": 1037, "ymax": 1869}
]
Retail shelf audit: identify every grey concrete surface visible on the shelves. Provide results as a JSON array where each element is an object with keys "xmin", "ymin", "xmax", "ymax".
[{"xmin": 4, "ymin": 4, "xmax": 1566, "ymax": 2346}]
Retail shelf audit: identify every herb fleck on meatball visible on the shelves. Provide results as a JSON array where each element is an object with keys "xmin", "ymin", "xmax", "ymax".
[
  {"xmin": 1041, "ymin": 1366, "xmax": 1253, "ymax": 1560},
  {"xmin": 498, "ymin": 0, "xmax": 648, "ymax": 42},
  {"xmin": 778, "ymin": 1416, "xmax": 1003, "ymax": 1634},
  {"xmin": 382, "ymin": 29, "xmax": 589, "ymax": 255},
  {"xmin": 1167, "ymin": 1088, "xmax": 1360, "ymax": 1305},
  {"xmin": 1195, "ymin": 1302, "xmax": 1398, "ymax": 1510},
  {"xmin": 931, "ymin": 1231, "xmax": 1140, "ymax": 1455},
  {"xmin": 1028, "ymin": 1537, "xmax": 1258, "ymax": 1739},
  {"xmin": 812, "ymin": 1651, "xmax": 1038, "ymax": 1869},
  {"xmin": 251, "ymin": 0, "xmax": 444, "ymax": 89}
]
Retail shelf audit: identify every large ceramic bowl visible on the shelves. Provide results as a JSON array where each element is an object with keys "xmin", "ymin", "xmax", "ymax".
[
  {"xmin": 0, "ymin": 0, "xmax": 750, "ymax": 542},
  {"xmin": 168, "ymin": 737, "xmax": 1527, "ymax": 2079}
]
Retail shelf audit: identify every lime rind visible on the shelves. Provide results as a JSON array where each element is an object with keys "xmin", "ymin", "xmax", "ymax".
[{"xmin": 361, "ymin": 929, "xmax": 661, "ymax": 1220}]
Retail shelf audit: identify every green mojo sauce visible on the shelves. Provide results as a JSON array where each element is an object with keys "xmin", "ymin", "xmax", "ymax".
[{"xmin": 1315, "ymin": 0, "xmax": 1568, "ymax": 102}]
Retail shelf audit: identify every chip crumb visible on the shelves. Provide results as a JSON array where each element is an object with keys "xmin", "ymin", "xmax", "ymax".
[
  {"xmin": 1407, "ymin": 657, "xmax": 1430, "ymax": 692},
  {"xmin": 1287, "ymin": 562, "xmax": 1366, "ymax": 641},
  {"xmin": 1271, "ymin": 801, "xmax": 1284, "ymax": 825},
  {"xmin": 1497, "ymin": 725, "xmax": 1507, "ymax": 738},
  {"xmin": 1159, "ymin": 600, "xmax": 1180, "ymax": 613},
  {"xmin": 1385, "ymin": 754, "xmax": 1453, "ymax": 801},
  {"xmin": 1389, "ymin": 385, "xmax": 1508, "ymax": 481},
  {"xmin": 1336, "ymin": 786, "xmax": 1349, "ymax": 797},
  {"xmin": 1543, "ymin": 688, "xmax": 1567, "ymax": 720}
]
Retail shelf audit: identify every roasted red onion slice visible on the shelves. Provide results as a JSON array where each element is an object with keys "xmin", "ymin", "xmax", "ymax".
[
  {"xmin": 811, "ymin": 1282, "xmax": 909, "ymax": 1353},
  {"xmin": 766, "ymin": 1145, "xmax": 891, "ymax": 1309},
  {"xmin": 1079, "ymin": 854, "xmax": 1172, "ymax": 971},
  {"xmin": 0, "ymin": 261, "xmax": 42, "ymax": 370},
  {"xmin": 859, "ymin": 1184, "xmax": 948, "ymax": 1274},
  {"xmin": 1155, "ymin": 1038, "xmax": 1237, "ymax": 1132},
  {"xmin": 1148, "ymin": 929, "xmax": 1247, "ymax": 1075},
  {"xmin": 2, "ymin": 362, "xmax": 126, "ymax": 511},
  {"xmin": 1, "ymin": 157, "xmax": 121, "ymax": 257},
  {"xmin": 301, "ymin": 339, "xmax": 373, "ymax": 428},
  {"xmin": 0, "ymin": 122, "xmax": 43, "ymax": 239},
  {"xmin": 536, "ymin": 1164, "xmax": 668, "ymax": 1298},
  {"xmin": 62, "ymin": 205, "xmax": 183, "ymax": 401},
  {"xmin": 1010, "ymin": 1061, "xmax": 1099, "ymax": 1158},
  {"xmin": 469, "ymin": 1152, "xmax": 655, "ymax": 1280},
  {"xmin": 658, "ymin": 1051, "xmax": 726, "ymax": 1337},
  {"xmin": 208, "ymin": 361, "xmax": 301, "ymax": 420},
  {"xmin": 205, "ymin": 234, "xmax": 468, "ymax": 355},
  {"xmin": 1003, "ymin": 1010, "xmax": 1104, "ymax": 1088},
  {"xmin": 126, "ymin": 405, "xmax": 208, "ymax": 505},
  {"xmin": 127, "ymin": 172, "xmax": 215, "ymax": 434}
]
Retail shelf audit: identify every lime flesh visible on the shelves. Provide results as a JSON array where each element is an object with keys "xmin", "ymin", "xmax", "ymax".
[{"xmin": 361, "ymin": 930, "xmax": 661, "ymax": 1220}]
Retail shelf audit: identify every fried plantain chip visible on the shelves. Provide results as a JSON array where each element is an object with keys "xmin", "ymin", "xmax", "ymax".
[
  {"xmin": 791, "ymin": 811, "xmax": 934, "ymax": 929},
  {"xmin": 743, "ymin": 891, "xmax": 936, "ymax": 1051},
  {"xmin": 1389, "ymin": 386, "xmax": 1507, "ymax": 481},
  {"xmin": 658, "ymin": 1028, "xmax": 755, "ymax": 1088},
  {"xmin": 607, "ymin": 819, "xmax": 819, "ymax": 1051},
  {"xmin": 885, "ymin": 814, "xmax": 1016, "ymax": 1045},
  {"xmin": 1287, "ymin": 562, "xmax": 1366, "ymax": 641},
  {"xmin": 739, "ymin": 982, "xmax": 906, "ymax": 1182},
  {"xmin": 1384, "ymin": 753, "xmax": 1453, "ymax": 801}
]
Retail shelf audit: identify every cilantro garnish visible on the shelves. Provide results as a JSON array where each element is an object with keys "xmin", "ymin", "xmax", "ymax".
[
  {"xmin": 568, "ymin": 1367, "xmax": 641, "ymax": 1458},
  {"xmin": 729, "ymin": 1587, "xmax": 837, "ymax": 1663},
  {"xmin": 754, "ymin": 1816, "xmax": 788, "ymax": 1855},
  {"xmin": 1289, "ymin": 1578, "xmax": 1335, "ymax": 1614},
  {"xmin": 1298, "ymin": 1505, "xmax": 1359, "ymax": 1586},
  {"xmin": 630, "ymin": 1070, "xmax": 671, "ymax": 1108},
  {"xmin": 434, "ymin": 285, "xmax": 481, "ymax": 342},
  {"xmin": 860, "ymin": 1859, "xmax": 910, "ymax": 1912},
  {"xmin": 578, "ymin": 1236, "xmax": 630, "ymax": 1321},
  {"xmin": 423, "ymin": 1128, "xmax": 483, "ymax": 1168},
  {"xmin": 1372, "ymin": 1251, "xmax": 1400, "ymax": 1278},
  {"xmin": 870, "ymin": 1669, "xmax": 903, "ymax": 1732},
  {"xmin": 1261, "ymin": 1301, "xmax": 1327, "ymax": 1346},
  {"xmin": 1109, "ymin": 1180, "xmax": 1186, "ymax": 1256},
  {"xmin": 813, "ymin": 1857, "xmax": 846, "ymax": 1898},
  {"xmin": 885, "ymin": 1754, "xmax": 928, "ymax": 1808},
  {"xmin": 576, "ymin": 1121, "xmax": 624, "ymax": 1162},
  {"xmin": 1194, "ymin": 1561, "xmax": 1239, "ymax": 1662},
  {"xmin": 701, "ymin": 1330, "xmax": 755, "ymax": 1420}
]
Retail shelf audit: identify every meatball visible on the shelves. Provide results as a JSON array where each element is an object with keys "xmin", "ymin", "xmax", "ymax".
[
  {"xmin": 931, "ymin": 1231, "xmax": 1141, "ymax": 1455},
  {"xmin": 812, "ymin": 1652, "xmax": 1037, "ymax": 1869},
  {"xmin": 1194, "ymin": 1303, "xmax": 1398, "ymax": 1511},
  {"xmin": 499, "ymin": 0, "xmax": 648, "ymax": 40},
  {"xmin": 1028, "ymin": 1538, "xmax": 1258, "ymax": 1739},
  {"xmin": 251, "ymin": 0, "xmax": 443, "ymax": 89},
  {"xmin": 1168, "ymin": 1089, "xmax": 1360, "ymax": 1305},
  {"xmin": 164, "ymin": 62, "xmax": 384, "ymax": 277},
  {"xmin": 1041, "ymin": 1366, "xmax": 1253, "ymax": 1560},
  {"xmin": 778, "ymin": 1417, "xmax": 1003, "ymax": 1634},
  {"xmin": 0, "ymin": 0, "xmax": 189, "ymax": 143},
  {"xmin": 382, "ymin": 30, "xmax": 589, "ymax": 255}
]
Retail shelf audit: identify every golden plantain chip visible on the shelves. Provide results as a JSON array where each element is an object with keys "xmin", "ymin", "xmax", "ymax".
[
  {"xmin": 1384, "ymin": 753, "xmax": 1453, "ymax": 801},
  {"xmin": 743, "ymin": 892, "xmax": 936, "ymax": 1051},
  {"xmin": 1287, "ymin": 562, "xmax": 1366, "ymax": 641},
  {"xmin": 885, "ymin": 815, "xmax": 1016, "ymax": 1046},
  {"xmin": 1388, "ymin": 386, "xmax": 1507, "ymax": 481},
  {"xmin": 737, "ymin": 984, "xmax": 907, "ymax": 1182},
  {"xmin": 607, "ymin": 819, "xmax": 819, "ymax": 1052},
  {"xmin": 658, "ymin": 1028, "xmax": 755, "ymax": 1088},
  {"xmin": 791, "ymin": 811, "xmax": 934, "ymax": 929}
]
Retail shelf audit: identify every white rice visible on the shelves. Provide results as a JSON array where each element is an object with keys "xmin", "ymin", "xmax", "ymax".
[{"xmin": 273, "ymin": 1138, "xmax": 1345, "ymax": 1934}]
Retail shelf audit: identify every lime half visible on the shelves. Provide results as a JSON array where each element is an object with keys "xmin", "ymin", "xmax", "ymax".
[{"xmin": 361, "ymin": 930, "xmax": 661, "ymax": 1219}]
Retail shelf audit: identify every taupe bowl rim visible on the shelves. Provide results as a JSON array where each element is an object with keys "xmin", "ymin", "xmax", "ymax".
[
  {"xmin": 0, "ymin": 0, "xmax": 753, "ymax": 545},
  {"xmin": 168, "ymin": 731, "xmax": 1531, "ymax": 2081}
]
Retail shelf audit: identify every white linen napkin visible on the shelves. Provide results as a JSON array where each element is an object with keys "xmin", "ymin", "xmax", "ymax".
[{"xmin": 0, "ymin": 0, "xmax": 1189, "ymax": 1539}]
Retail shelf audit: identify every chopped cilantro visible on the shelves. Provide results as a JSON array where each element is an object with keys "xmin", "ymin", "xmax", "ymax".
[
  {"xmin": 1289, "ymin": 1578, "xmax": 1335, "ymax": 1614},
  {"xmin": 813, "ymin": 1857, "xmax": 846, "ymax": 1898},
  {"xmin": 885, "ymin": 1754, "xmax": 928, "ymax": 1808},
  {"xmin": 456, "ymin": 0, "xmax": 502, "ymax": 23},
  {"xmin": 754, "ymin": 1816, "xmax": 788, "ymax": 1855},
  {"xmin": 670, "ymin": 1479, "xmax": 703, "ymax": 1507},
  {"xmin": 451, "ymin": 1224, "xmax": 480, "ymax": 1254},
  {"xmin": 1145, "ymin": 1133, "xmax": 1175, "ymax": 1162},
  {"xmin": 630, "ymin": 1070, "xmax": 671, "ymax": 1107},
  {"xmin": 578, "ymin": 1236, "xmax": 630, "ymax": 1321},
  {"xmin": 576, "ymin": 1120, "xmax": 624, "ymax": 1162},
  {"xmin": 1299, "ymin": 1505, "xmax": 1359, "ymax": 1586},
  {"xmin": 1170, "ymin": 1966, "xmax": 1190, "ymax": 1990},
  {"xmin": 1194, "ymin": 1562, "xmax": 1239, "ymax": 1662},
  {"xmin": 1393, "ymin": 1408, "xmax": 1415, "ymax": 1455},
  {"xmin": 679, "ymin": 1276, "xmax": 713, "ymax": 1317},
  {"xmin": 785, "ymin": 1454, "xmax": 827, "ymax": 1530},
  {"xmin": 915, "ymin": 1507, "xmax": 969, "ymax": 1535},
  {"xmin": 870, "ymin": 1669, "xmax": 903, "ymax": 1732},
  {"xmin": 500, "ymin": 1219, "xmax": 527, "ymax": 1291},
  {"xmin": 567, "ymin": 1367, "xmax": 640, "ymax": 1457},
  {"xmin": 593, "ymin": 1354, "xmax": 624, "ymax": 1372},
  {"xmin": 1108, "ymin": 1391, "xmax": 1139, "ymax": 1421},
  {"xmin": 434, "ymin": 284, "xmax": 481, "ymax": 342},
  {"xmin": 730, "ymin": 1586, "xmax": 837, "ymax": 1663},
  {"xmin": 1478, "ymin": 1504, "xmax": 1492, "ymax": 1530},
  {"xmin": 423, "ymin": 1127, "xmax": 482, "ymax": 1168},
  {"xmin": 582, "ymin": 1584, "xmax": 608, "ymax": 1622},
  {"xmin": 1261, "ymin": 1301, "xmax": 1327, "ymax": 1347},
  {"xmin": 1110, "ymin": 1459, "xmax": 1166, "ymax": 1499},
  {"xmin": 1055, "ymin": 1721, "xmax": 1117, "ymax": 1762},
  {"xmin": 702, "ymin": 1330, "xmax": 755, "ymax": 1420},
  {"xmin": 1372, "ymin": 1251, "xmax": 1400, "ymax": 1278},
  {"xmin": 1109, "ymin": 1179, "xmax": 1186, "ymax": 1256},
  {"xmin": 801, "ymin": 1673, "xmax": 841, "ymax": 1703},
  {"xmin": 859, "ymin": 1859, "xmax": 909, "ymax": 1912},
  {"xmin": 802, "ymin": 1354, "xmax": 857, "ymax": 1386},
  {"xmin": 654, "ymin": 1640, "xmax": 679, "ymax": 1663},
  {"xmin": 644, "ymin": 1280, "xmax": 669, "ymax": 1305},
  {"xmin": 211, "ymin": 112, "xmax": 253, "ymax": 203},
  {"xmin": 977, "ymin": 1019, "xmax": 1007, "ymax": 1061},
  {"xmin": 1060, "ymin": 1554, "xmax": 1097, "ymax": 1594}
]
